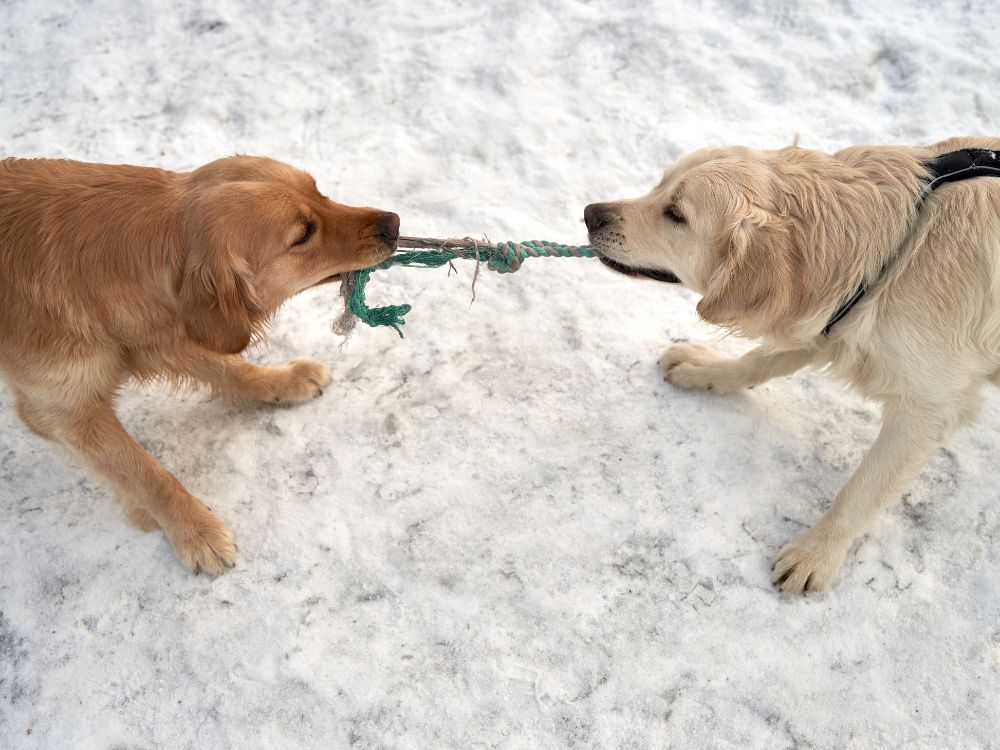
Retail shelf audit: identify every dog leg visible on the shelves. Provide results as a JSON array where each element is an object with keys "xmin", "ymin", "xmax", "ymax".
[
  {"xmin": 771, "ymin": 395, "xmax": 966, "ymax": 594},
  {"xmin": 659, "ymin": 343, "xmax": 819, "ymax": 393},
  {"xmin": 164, "ymin": 350, "xmax": 332, "ymax": 404},
  {"xmin": 50, "ymin": 397, "xmax": 235, "ymax": 574},
  {"xmin": 12, "ymin": 385, "xmax": 57, "ymax": 440},
  {"xmin": 123, "ymin": 501, "xmax": 160, "ymax": 532}
]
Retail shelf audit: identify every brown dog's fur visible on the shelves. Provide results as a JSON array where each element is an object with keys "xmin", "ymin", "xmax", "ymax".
[
  {"xmin": 0, "ymin": 155, "xmax": 398, "ymax": 573},
  {"xmin": 587, "ymin": 136, "xmax": 1000, "ymax": 593}
]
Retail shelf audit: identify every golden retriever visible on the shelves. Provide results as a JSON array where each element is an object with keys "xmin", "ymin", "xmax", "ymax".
[
  {"xmin": 585, "ymin": 136, "xmax": 1000, "ymax": 594},
  {"xmin": 0, "ymin": 155, "xmax": 399, "ymax": 574}
]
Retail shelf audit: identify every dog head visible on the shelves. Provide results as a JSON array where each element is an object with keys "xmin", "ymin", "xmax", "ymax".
[
  {"xmin": 178, "ymin": 156, "xmax": 398, "ymax": 353},
  {"xmin": 586, "ymin": 146, "xmax": 815, "ymax": 341}
]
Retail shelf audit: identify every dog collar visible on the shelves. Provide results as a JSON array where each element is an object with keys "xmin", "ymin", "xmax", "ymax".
[{"xmin": 823, "ymin": 147, "xmax": 1000, "ymax": 336}]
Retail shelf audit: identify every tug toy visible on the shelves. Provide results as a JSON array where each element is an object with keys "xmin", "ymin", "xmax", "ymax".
[{"xmin": 333, "ymin": 236, "xmax": 595, "ymax": 337}]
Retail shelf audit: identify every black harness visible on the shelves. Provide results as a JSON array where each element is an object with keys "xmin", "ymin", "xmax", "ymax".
[{"xmin": 822, "ymin": 147, "xmax": 1000, "ymax": 335}]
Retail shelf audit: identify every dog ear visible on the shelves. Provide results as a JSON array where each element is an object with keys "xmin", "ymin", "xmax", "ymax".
[
  {"xmin": 696, "ymin": 204, "xmax": 804, "ymax": 339},
  {"xmin": 179, "ymin": 188, "xmax": 264, "ymax": 354}
]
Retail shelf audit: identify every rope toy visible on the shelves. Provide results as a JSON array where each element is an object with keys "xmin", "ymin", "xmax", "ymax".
[{"xmin": 332, "ymin": 236, "xmax": 595, "ymax": 337}]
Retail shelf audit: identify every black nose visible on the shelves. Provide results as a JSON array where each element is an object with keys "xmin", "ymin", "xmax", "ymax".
[
  {"xmin": 584, "ymin": 203, "xmax": 614, "ymax": 233},
  {"xmin": 377, "ymin": 212, "xmax": 400, "ymax": 243}
]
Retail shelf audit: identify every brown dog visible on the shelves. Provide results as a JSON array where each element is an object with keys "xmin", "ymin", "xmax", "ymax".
[{"xmin": 0, "ymin": 155, "xmax": 398, "ymax": 574}]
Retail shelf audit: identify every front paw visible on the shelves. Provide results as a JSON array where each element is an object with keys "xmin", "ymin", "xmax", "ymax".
[
  {"xmin": 771, "ymin": 526, "xmax": 849, "ymax": 594},
  {"xmin": 162, "ymin": 498, "xmax": 236, "ymax": 576},
  {"xmin": 658, "ymin": 342, "xmax": 732, "ymax": 393},
  {"xmin": 268, "ymin": 358, "xmax": 332, "ymax": 403}
]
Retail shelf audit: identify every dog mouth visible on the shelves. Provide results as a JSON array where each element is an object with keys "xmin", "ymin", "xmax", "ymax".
[
  {"xmin": 310, "ymin": 274, "xmax": 341, "ymax": 289},
  {"xmin": 309, "ymin": 240, "xmax": 398, "ymax": 289},
  {"xmin": 597, "ymin": 255, "xmax": 681, "ymax": 284}
]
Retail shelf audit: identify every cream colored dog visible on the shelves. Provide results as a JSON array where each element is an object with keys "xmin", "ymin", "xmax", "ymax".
[{"xmin": 585, "ymin": 136, "xmax": 1000, "ymax": 594}]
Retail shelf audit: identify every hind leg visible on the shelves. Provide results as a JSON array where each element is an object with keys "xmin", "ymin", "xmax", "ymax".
[
  {"xmin": 15, "ymin": 363, "xmax": 234, "ymax": 575},
  {"xmin": 14, "ymin": 381, "xmax": 160, "ymax": 531},
  {"xmin": 53, "ymin": 396, "xmax": 234, "ymax": 573},
  {"xmin": 13, "ymin": 384, "xmax": 57, "ymax": 441},
  {"xmin": 122, "ymin": 497, "xmax": 160, "ymax": 532}
]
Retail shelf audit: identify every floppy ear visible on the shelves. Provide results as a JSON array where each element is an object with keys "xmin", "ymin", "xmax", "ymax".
[
  {"xmin": 696, "ymin": 204, "xmax": 804, "ymax": 339},
  {"xmin": 179, "ymin": 189, "xmax": 264, "ymax": 354}
]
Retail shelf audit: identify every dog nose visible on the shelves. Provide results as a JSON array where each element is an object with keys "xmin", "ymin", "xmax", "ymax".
[
  {"xmin": 377, "ymin": 212, "xmax": 400, "ymax": 243},
  {"xmin": 584, "ymin": 203, "xmax": 614, "ymax": 233}
]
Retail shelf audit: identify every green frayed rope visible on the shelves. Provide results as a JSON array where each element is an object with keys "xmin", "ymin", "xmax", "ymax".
[{"xmin": 333, "ymin": 237, "xmax": 595, "ymax": 338}]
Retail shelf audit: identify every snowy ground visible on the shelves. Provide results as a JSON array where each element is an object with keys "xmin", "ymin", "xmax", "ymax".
[{"xmin": 2, "ymin": 1, "xmax": 1000, "ymax": 747}]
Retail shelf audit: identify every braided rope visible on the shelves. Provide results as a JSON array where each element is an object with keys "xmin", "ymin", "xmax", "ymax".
[{"xmin": 332, "ymin": 236, "xmax": 595, "ymax": 337}]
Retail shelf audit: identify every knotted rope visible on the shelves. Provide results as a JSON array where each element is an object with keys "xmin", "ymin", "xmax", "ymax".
[{"xmin": 332, "ymin": 236, "xmax": 595, "ymax": 337}]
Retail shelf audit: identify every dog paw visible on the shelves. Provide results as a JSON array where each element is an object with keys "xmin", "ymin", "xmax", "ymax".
[
  {"xmin": 771, "ymin": 527, "xmax": 848, "ymax": 595},
  {"xmin": 658, "ymin": 342, "xmax": 733, "ymax": 393},
  {"xmin": 163, "ymin": 501, "xmax": 236, "ymax": 576},
  {"xmin": 268, "ymin": 358, "xmax": 332, "ymax": 403}
]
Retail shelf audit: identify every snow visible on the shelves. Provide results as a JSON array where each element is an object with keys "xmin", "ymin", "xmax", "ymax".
[{"xmin": 2, "ymin": 0, "xmax": 999, "ymax": 747}]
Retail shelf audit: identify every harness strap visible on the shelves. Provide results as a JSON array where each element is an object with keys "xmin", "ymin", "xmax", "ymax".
[
  {"xmin": 927, "ymin": 147, "xmax": 1000, "ymax": 190},
  {"xmin": 823, "ymin": 147, "xmax": 1000, "ymax": 336}
]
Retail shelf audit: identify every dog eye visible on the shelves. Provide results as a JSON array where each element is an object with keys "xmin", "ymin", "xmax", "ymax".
[
  {"xmin": 292, "ymin": 220, "xmax": 316, "ymax": 247},
  {"xmin": 664, "ymin": 205, "xmax": 686, "ymax": 224}
]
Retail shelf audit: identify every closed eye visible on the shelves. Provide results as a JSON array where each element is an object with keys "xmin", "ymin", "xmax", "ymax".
[
  {"xmin": 664, "ymin": 205, "xmax": 686, "ymax": 224},
  {"xmin": 292, "ymin": 219, "xmax": 316, "ymax": 247}
]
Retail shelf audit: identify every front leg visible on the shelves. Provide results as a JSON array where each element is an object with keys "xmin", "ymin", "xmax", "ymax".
[
  {"xmin": 218, "ymin": 355, "xmax": 333, "ymax": 403},
  {"xmin": 659, "ymin": 342, "xmax": 819, "ymax": 393},
  {"xmin": 772, "ymin": 396, "xmax": 964, "ymax": 594},
  {"xmin": 155, "ymin": 348, "xmax": 332, "ymax": 404}
]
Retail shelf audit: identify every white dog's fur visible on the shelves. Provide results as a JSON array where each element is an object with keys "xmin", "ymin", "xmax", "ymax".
[{"xmin": 587, "ymin": 136, "xmax": 1000, "ymax": 593}]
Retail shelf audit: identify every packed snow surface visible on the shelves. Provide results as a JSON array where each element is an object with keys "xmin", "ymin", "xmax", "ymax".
[{"xmin": 1, "ymin": 1, "xmax": 999, "ymax": 747}]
